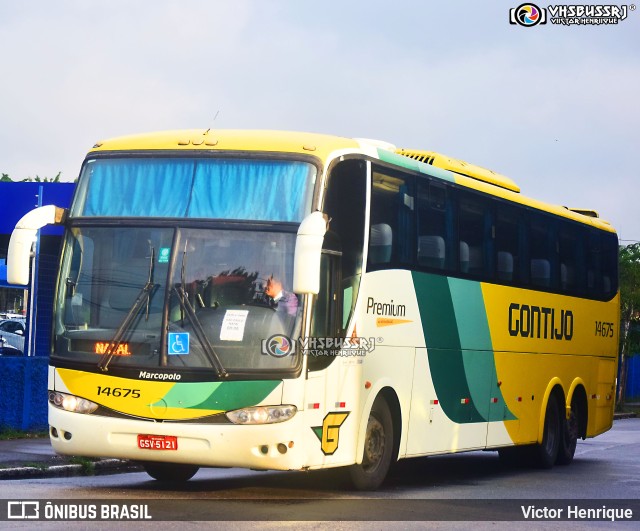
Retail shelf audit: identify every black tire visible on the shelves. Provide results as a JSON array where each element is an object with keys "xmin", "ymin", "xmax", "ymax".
[
  {"xmin": 556, "ymin": 404, "xmax": 579, "ymax": 465},
  {"xmin": 348, "ymin": 397, "xmax": 394, "ymax": 491},
  {"xmin": 143, "ymin": 462, "xmax": 199, "ymax": 482},
  {"xmin": 531, "ymin": 393, "xmax": 561, "ymax": 469}
]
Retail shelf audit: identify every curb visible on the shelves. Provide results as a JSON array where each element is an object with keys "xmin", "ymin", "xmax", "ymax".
[
  {"xmin": 614, "ymin": 412, "xmax": 638, "ymax": 420},
  {"xmin": 0, "ymin": 459, "xmax": 141, "ymax": 480}
]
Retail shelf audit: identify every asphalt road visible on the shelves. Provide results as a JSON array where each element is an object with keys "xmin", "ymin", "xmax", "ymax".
[{"xmin": 1, "ymin": 418, "xmax": 639, "ymax": 528}]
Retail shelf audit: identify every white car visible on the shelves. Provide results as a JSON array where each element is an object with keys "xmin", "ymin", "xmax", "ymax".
[{"xmin": 0, "ymin": 319, "xmax": 26, "ymax": 354}]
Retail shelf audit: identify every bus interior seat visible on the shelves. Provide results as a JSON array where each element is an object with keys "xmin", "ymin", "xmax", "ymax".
[
  {"xmin": 459, "ymin": 241, "xmax": 469, "ymax": 273},
  {"xmin": 531, "ymin": 258, "xmax": 551, "ymax": 287},
  {"xmin": 497, "ymin": 251, "xmax": 514, "ymax": 282},
  {"xmin": 468, "ymin": 246, "xmax": 483, "ymax": 275},
  {"xmin": 369, "ymin": 223, "xmax": 393, "ymax": 264},
  {"xmin": 418, "ymin": 235, "xmax": 445, "ymax": 269}
]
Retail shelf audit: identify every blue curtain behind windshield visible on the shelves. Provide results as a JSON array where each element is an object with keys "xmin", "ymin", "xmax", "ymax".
[
  {"xmin": 80, "ymin": 158, "xmax": 311, "ymax": 222},
  {"xmin": 83, "ymin": 159, "xmax": 193, "ymax": 217},
  {"xmin": 189, "ymin": 160, "xmax": 307, "ymax": 222}
]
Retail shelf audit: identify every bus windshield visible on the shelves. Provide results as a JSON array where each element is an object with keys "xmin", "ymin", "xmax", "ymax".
[
  {"xmin": 54, "ymin": 226, "xmax": 301, "ymax": 373},
  {"xmin": 71, "ymin": 157, "xmax": 316, "ymax": 223}
]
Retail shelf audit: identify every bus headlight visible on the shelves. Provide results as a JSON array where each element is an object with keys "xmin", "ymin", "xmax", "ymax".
[
  {"xmin": 49, "ymin": 391, "xmax": 98, "ymax": 414},
  {"xmin": 226, "ymin": 405, "xmax": 297, "ymax": 425}
]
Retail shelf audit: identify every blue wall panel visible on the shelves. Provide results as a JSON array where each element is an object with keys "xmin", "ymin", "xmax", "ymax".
[
  {"xmin": 0, "ymin": 357, "xmax": 48, "ymax": 430},
  {"xmin": 625, "ymin": 355, "xmax": 640, "ymax": 402}
]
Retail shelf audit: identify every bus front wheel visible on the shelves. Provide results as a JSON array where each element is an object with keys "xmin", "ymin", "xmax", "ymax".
[
  {"xmin": 348, "ymin": 397, "xmax": 394, "ymax": 491},
  {"xmin": 143, "ymin": 462, "xmax": 199, "ymax": 482}
]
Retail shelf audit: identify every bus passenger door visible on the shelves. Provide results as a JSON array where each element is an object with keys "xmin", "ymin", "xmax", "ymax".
[{"xmin": 304, "ymin": 250, "xmax": 360, "ymax": 467}]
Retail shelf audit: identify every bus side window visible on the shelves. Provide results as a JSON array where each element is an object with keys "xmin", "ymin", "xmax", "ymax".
[
  {"xmin": 529, "ymin": 219, "xmax": 558, "ymax": 290},
  {"xmin": 368, "ymin": 167, "xmax": 415, "ymax": 270},
  {"xmin": 417, "ymin": 181, "xmax": 452, "ymax": 272},
  {"xmin": 458, "ymin": 192, "xmax": 490, "ymax": 278},
  {"xmin": 494, "ymin": 206, "xmax": 520, "ymax": 284},
  {"xmin": 558, "ymin": 224, "xmax": 585, "ymax": 296},
  {"xmin": 587, "ymin": 230, "xmax": 618, "ymax": 299}
]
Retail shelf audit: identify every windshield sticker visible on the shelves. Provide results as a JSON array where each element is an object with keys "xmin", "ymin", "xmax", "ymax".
[
  {"xmin": 168, "ymin": 332, "xmax": 190, "ymax": 355},
  {"xmin": 220, "ymin": 310, "xmax": 249, "ymax": 342},
  {"xmin": 158, "ymin": 247, "xmax": 171, "ymax": 264}
]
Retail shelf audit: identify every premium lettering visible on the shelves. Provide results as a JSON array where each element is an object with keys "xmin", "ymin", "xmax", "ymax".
[{"xmin": 366, "ymin": 297, "xmax": 406, "ymax": 317}]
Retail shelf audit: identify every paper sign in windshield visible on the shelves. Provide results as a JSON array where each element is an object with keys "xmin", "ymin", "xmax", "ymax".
[{"xmin": 220, "ymin": 310, "xmax": 249, "ymax": 341}]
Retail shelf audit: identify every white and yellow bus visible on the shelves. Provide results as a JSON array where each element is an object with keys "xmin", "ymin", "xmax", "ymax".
[{"xmin": 8, "ymin": 130, "xmax": 619, "ymax": 489}]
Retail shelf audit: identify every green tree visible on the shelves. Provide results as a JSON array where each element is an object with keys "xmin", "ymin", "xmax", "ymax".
[
  {"xmin": 617, "ymin": 242, "xmax": 640, "ymax": 406},
  {"xmin": 1, "ymin": 173, "xmax": 12, "ymax": 182},
  {"xmin": 22, "ymin": 171, "xmax": 62, "ymax": 183}
]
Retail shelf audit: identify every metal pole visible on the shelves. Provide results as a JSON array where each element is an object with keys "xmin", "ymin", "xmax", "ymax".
[{"xmin": 27, "ymin": 185, "xmax": 43, "ymax": 357}]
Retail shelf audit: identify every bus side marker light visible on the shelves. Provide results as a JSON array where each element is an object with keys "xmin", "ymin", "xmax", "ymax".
[
  {"xmin": 309, "ymin": 403, "xmax": 320, "ymax": 409},
  {"xmin": 461, "ymin": 398, "xmax": 470, "ymax": 405},
  {"xmin": 430, "ymin": 399, "xmax": 439, "ymax": 405},
  {"xmin": 491, "ymin": 398, "xmax": 498, "ymax": 403},
  {"xmin": 365, "ymin": 381, "xmax": 372, "ymax": 389},
  {"xmin": 335, "ymin": 402, "xmax": 346, "ymax": 408}
]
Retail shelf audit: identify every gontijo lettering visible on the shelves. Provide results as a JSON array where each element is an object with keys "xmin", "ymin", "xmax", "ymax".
[{"xmin": 508, "ymin": 302, "xmax": 574, "ymax": 340}]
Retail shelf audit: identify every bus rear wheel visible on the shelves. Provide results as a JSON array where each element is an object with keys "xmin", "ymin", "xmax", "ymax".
[
  {"xmin": 348, "ymin": 397, "xmax": 394, "ymax": 491},
  {"xmin": 143, "ymin": 462, "xmax": 199, "ymax": 482},
  {"xmin": 556, "ymin": 405, "xmax": 579, "ymax": 465},
  {"xmin": 531, "ymin": 393, "xmax": 561, "ymax": 469}
]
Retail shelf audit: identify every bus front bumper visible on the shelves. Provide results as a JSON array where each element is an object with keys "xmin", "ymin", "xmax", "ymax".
[{"xmin": 48, "ymin": 405, "xmax": 308, "ymax": 471}]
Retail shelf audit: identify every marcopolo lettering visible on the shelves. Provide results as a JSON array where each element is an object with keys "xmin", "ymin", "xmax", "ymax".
[
  {"xmin": 138, "ymin": 371, "xmax": 181, "ymax": 381},
  {"xmin": 508, "ymin": 303, "xmax": 573, "ymax": 341},
  {"xmin": 366, "ymin": 297, "xmax": 406, "ymax": 317}
]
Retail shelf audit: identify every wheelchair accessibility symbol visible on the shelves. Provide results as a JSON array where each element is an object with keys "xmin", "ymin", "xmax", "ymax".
[{"xmin": 168, "ymin": 333, "xmax": 190, "ymax": 355}]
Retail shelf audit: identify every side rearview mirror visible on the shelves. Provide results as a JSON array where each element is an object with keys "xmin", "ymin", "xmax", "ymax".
[
  {"xmin": 7, "ymin": 205, "xmax": 66, "ymax": 286},
  {"xmin": 293, "ymin": 211, "xmax": 328, "ymax": 295}
]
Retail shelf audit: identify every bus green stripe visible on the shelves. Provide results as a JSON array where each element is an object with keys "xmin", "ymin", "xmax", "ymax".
[
  {"xmin": 412, "ymin": 272, "xmax": 484, "ymax": 423},
  {"xmin": 157, "ymin": 380, "xmax": 280, "ymax": 412},
  {"xmin": 412, "ymin": 272, "xmax": 516, "ymax": 423},
  {"xmin": 376, "ymin": 149, "xmax": 455, "ymax": 183},
  {"xmin": 450, "ymin": 278, "xmax": 494, "ymax": 420}
]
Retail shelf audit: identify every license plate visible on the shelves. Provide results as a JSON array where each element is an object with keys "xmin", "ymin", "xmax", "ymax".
[{"xmin": 137, "ymin": 434, "xmax": 178, "ymax": 450}]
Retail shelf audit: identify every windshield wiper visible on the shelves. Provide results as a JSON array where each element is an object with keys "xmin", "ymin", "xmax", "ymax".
[
  {"xmin": 98, "ymin": 247, "xmax": 158, "ymax": 372},
  {"xmin": 172, "ymin": 286, "xmax": 228, "ymax": 378}
]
